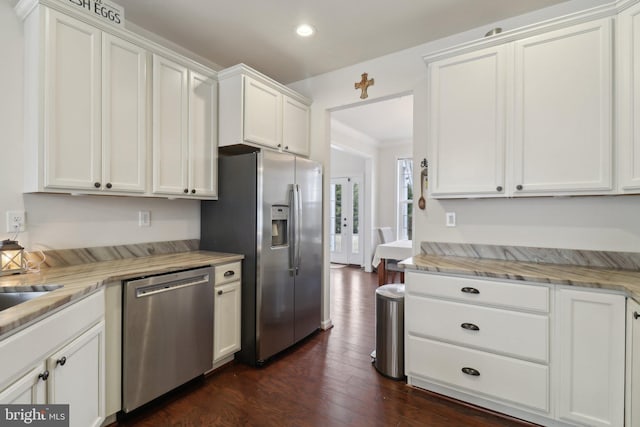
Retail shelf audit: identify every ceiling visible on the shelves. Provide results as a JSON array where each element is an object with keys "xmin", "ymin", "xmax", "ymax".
[
  {"xmin": 332, "ymin": 95, "xmax": 414, "ymax": 144},
  {"xmin": 112, "ymin": 0, "xmax": 569, "ymax": 85}
]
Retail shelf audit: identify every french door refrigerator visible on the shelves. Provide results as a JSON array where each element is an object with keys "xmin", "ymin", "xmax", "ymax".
[{"xmin": 201, "ymin": 150, "xmax": 323, "ymax": 366}]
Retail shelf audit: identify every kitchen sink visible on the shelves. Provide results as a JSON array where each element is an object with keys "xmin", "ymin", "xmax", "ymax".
[{"xmin": 0, "ymin": 285, "xmax": 62, "ymax": 312}]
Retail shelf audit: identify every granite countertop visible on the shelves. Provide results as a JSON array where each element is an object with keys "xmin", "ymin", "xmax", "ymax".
[
  {"xmin": 402, "ymin": 253, "xmax": 640, "ymax": 302},
  {"xmin": 0, "ymin": 251, "xmax": 244, "ymax": 338}
]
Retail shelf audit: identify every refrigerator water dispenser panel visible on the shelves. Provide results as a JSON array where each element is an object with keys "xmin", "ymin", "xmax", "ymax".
[{"xmin": 271, "ymin": 205, "xmax": 289, "ymax": 247}]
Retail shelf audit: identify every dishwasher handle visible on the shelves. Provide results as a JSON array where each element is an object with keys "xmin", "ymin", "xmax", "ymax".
[{"xmin": 134, "ymin": 276, "xmax": 210, "ymax": 298}]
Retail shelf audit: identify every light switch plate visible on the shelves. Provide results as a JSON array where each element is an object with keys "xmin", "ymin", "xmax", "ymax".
[
  {"xmin": 138, "ymin": 211, "xmax": 151, "ymax": 227},
  {"xmin": 445, "ymin": 212, "xmax": 456, "ymax": 227}
]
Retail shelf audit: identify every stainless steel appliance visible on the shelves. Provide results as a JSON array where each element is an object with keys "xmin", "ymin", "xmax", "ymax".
[
  {"xmin": 201, "ymin": 150, "xmax": 322, "ymax": 366},
  {"xmin": 122, "ymin": 267, "xmax": 214, "ymax": 413}
]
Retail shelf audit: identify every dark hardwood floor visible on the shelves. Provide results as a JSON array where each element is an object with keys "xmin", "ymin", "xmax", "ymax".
[{"xmin": 113, "ymin": 265, "xmax": 535, "ymax": 427}]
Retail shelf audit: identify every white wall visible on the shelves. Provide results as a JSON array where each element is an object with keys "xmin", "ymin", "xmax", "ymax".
[
  {"xmin": 289, "ymin": 0, "xmax": 637, "ymax": 326},
  {"xmin": 377, "ymin": 141, "xmax": 412, "ymax": 237},
  {"xmin": 0, "ymin": 2, "xmax": 201, "ymax": 250}
]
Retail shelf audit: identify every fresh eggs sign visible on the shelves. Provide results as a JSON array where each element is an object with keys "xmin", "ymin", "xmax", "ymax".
[{"xmin": 60, "ymin": 0, "xmax": 124, "ymax": 27}]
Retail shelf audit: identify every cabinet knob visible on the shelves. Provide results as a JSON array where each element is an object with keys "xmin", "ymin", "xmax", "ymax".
[
  {"xmin": 106, "ymin": 183, "xmax": 112, "ymax": 189},
  {"xmin": 183, "ymin": 189, "xmax": 189, "ymax": 194},
  {"xmin": 461, "ymin": 323, "xmax": 480, "ymax": 331},
  {"xmin": 191, "ymin": 189, "xmax": 196, "ymax": 194},
  {"xmin": 516, "ymin": 185, "xmax": 523, "ymax": 191},
  {"xmin": 285, "ymin": 146, "xmax": 289, "ymax": 150},
  {"xmin": 39, "ymin": 370, "xmax": 50, "ymax": 381},
  {"xmin": 634, "ymin": 311, "xmax": 640, "ymax": 320},
  {"xmin": 56, "ymin": 356, "xmax": 67, "ymax": 366},
  {"xmin": 277, "ymin": 144, "xmax": 282, "ymax": 148},
  {"xmin": 496, "ymin": 186, "xmax": 503, "ymax": 192},
  {"xmin": 461, "ymin": 367, "xmax": 480, "ymax": 377},
  {"xmin": 94, "ymin": 182, "xmax": 101, "ymax": 188},
  {"xmin": 217, "ymin": 290, "xmax": 223, "ymax": 295},
  {"xmin": 461, "ymin": 287, "xmax": 480, "ymax": 294}
]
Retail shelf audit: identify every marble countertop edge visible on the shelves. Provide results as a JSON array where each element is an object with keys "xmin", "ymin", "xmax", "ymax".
[
  {"xmin": 401, "ymin": 254, "xmax": 640, "ymax": 302},
  {"xmin": 0, "ymin": 251, "xmax": 244, "ymax": 339}
]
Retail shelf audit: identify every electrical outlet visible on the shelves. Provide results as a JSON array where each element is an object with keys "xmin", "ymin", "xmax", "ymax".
[
  {"xmin": 6, "ymin": 211, "xmax": 26, "ymax": 233},
  {"xmin": 445, "ymin": 212, "xmax": 456, "ymax": 227},
  {"xmin": 138, "ymin": 211, "xmax": 151, "ymax": 227}
]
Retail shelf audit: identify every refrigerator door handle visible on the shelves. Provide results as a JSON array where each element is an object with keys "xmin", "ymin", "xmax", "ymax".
[
  {"xmin": 288, "ymin": 185, "xmax": 296, "ymax": 273},
  {"xmin": 295, "ymin": 184, "xmax": 302, "ymax": 275}
]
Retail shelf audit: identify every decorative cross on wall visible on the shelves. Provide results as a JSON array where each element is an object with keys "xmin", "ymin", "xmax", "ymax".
[{"xmin": 355, "ymin": 73, "xmax": 374, "ymax": 99}]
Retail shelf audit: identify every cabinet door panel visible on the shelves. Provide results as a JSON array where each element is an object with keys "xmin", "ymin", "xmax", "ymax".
[
  {"xmin": 47, "ymin": 321, "xmax": 105, "ymax": 427},
  {"xmin": 243, "ymin": 77, "xmax": 281, "ymax": 148},
  {"xmin": 189, "ymin": 70, "xmax": 217, "ymax": 198},
  {"xmin": 152, "ymin": 55, "xmax": 189, "ymax": 195},
  {"xmin": 44, "ymin": 9, "xmax": 101, "ymax": 190},
  {"xmin": 618, "ymin": 4, "xmax": 640, "ymax": 192},
  {"xmin": 428, "ymin": 46, "xmax": 506, "ymax": 197},
  {"xmin": 513, "ymin": 19, "xmax": 613, "ymax": 195},
  {"xmin": 0, "ymin": 364, "xmax": 46, "ymax": 404},
  {"xmin": 282, "ymin": 96, "xmax": 310, "ymax": 156},
  {"xmin": 214, "ymin": 281, "xmax": 241, "ymax": 361},
  {"xmin": 556, "ymin": 289, "xmax": 624, "ymax": 427},
  {"xmin": 102, "ymin": 34, "xmax": 147, "ymax": 193},
  {"xmin": 627, "ymin": 298, "xmax": 640, "ymax": 427}
]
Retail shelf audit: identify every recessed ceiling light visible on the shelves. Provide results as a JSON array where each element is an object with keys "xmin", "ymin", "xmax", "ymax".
[{"xmin": 296, "ymin": 24, "xmax": 315, "ymax": 37}]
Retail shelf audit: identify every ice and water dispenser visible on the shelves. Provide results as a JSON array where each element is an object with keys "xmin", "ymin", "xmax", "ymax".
[{"xmin": 271, "ymin": 206, "xmax": 289, "ymax": 247}]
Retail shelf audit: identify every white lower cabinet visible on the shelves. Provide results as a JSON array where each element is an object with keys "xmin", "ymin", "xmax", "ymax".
[
  {"xmin": 213, "ymin": 262, "xmax": 241, "ymax": 364},
  {"xmin": 406, "ymin": 272, "xmax": 626, "ymax": 426},
  {"xmin": 626, "ymin": 298, "xmax": 640, "ymax": 427},
  {"xmin": 0, "ymin": 290, "xmax": 105, "ymax": 427},
  {"xmin": 556, "ymin": 288, "xmax": 625, "ymax": 427}
]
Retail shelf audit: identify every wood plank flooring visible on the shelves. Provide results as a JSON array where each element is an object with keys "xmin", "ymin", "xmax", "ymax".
[{"xmin": 112, "ymin": 265, "xmax": 536, "ymax": 427}]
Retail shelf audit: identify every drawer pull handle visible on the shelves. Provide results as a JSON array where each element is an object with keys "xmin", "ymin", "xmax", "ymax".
[
  {"xmin": 461, "ymin": 323, "xmax": 480, "ymax": 331},
  {"xmin": 461, "ymin": 367, "xmax": 480, "ymax": 377},
  {"xmin": 223, "ymin": 271, "xmax": 235, "ymax": 277},
  {"xmin": 39, "ymin": 370, "xmax": 50, "ymax": 381},
  {"xmin": 634, "ymin": 311, "xmax": 640, "ymax": 320},
  {"xmin": 56, "ymin": 356, "xmax": 67, "ymax": 366},
  {"xmin": 461, "ymin": 287, "xmax": 480, "ymax": 294}
]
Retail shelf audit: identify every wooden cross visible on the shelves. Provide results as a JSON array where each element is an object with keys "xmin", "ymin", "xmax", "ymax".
[{"xmin": 355, "ymin": 73, "xmax": 374, "ymax": 99}]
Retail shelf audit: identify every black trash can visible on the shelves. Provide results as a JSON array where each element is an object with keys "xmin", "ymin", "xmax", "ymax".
[{"xmin": 374, "ymin": 284, "xmax": 405, "ymax": 380}]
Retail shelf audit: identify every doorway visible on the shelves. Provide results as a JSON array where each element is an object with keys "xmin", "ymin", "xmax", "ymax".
[{"xmin": 329, "ymin": 176, "xmax": 363, "ymax": 265}]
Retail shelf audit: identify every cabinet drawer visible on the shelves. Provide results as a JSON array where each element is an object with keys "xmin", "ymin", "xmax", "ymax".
[
  {"xmin": 407, "ymin": 336, "xmax": 549, "ymax": 412},
  {"xmin": 407, "ymin": 296, "xmax": 548, "ymax": 363},
  {"xmin": 214, "ymin": 262, "xmax": 241, "ymax": 285},
  {"xmin": 406, "ymin": 272, "xmax": 549, "ymax": 313}
]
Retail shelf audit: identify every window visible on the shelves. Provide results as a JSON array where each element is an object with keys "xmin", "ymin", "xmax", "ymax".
[{"xmin": 397, "ymin": 158, "xmax": 413, "ymax": 240}]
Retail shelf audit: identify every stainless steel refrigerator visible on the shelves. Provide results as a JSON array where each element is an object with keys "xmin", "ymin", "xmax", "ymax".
[{"xmin": 201, "ymin": 150, "xmax": 323, "ymax": 366}]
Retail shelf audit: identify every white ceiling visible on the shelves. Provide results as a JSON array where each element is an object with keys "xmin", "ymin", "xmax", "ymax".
[
  {"xmin": 109, "ymin": 0, "xmax": 570, "ymax": 145},
  {"xmin": 112, "ymin": 0, "xmax": 569, "ymax": 85},
  {"xmin": 332, "ymin": 95, "xmax": 414, "ymax": 144}
]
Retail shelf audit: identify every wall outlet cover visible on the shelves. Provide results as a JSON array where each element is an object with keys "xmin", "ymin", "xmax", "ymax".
[
  {"xmin": 6, "ymin": 211, "xmax": 26, "ymax": 233},
  {"xmin": 445, "ymin": 212, "xmax": 456, "ymax": 227}
]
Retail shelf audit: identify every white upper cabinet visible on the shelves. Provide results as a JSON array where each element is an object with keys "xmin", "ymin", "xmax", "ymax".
[
  {"xmin": 102, "ymin": 33, "xmax": 147, "ymax": 193},
  {"xmin": 43, "ymin": 8, "xmax": 102, "ymax": 191},
  {"xmin": 512, "ymin": 19, "xmax": 613, "ymax": 196},
  {"xmin": 282, "ymin": 96, "xmax": 311, "ymax": 156},
  {"xmin": 219, "ymin": 64, "xmax": 312, "ymax": 156},
  {"xmin": 152, "ymin": 55, "xmax": 218, "ymax": 199},
  {"xmin": 18, "ymin": 1, "xmax": 218, "ymax": 199},
  {"xmin": 244, "ymin": 77, "xmax": 282, "ymax": 149},
  {"xmin": 425, "ymin": 16, "xmax": 614, "ymax": 198},
  {"xmin": 188, "ymin": 70, "xmax": 218, "ymax": 198},
  {"xmin": 428, "ymin": 45, "xmax": 507, "ymax": 197},
  {"xmin": 617, "ymin": 2, "xmax": 640, "ymax": 193}
]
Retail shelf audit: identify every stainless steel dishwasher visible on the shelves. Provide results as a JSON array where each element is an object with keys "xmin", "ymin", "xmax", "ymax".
[{"xmin": 122, "ymin": 267, "xmax": 214, "ymax": 413}]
